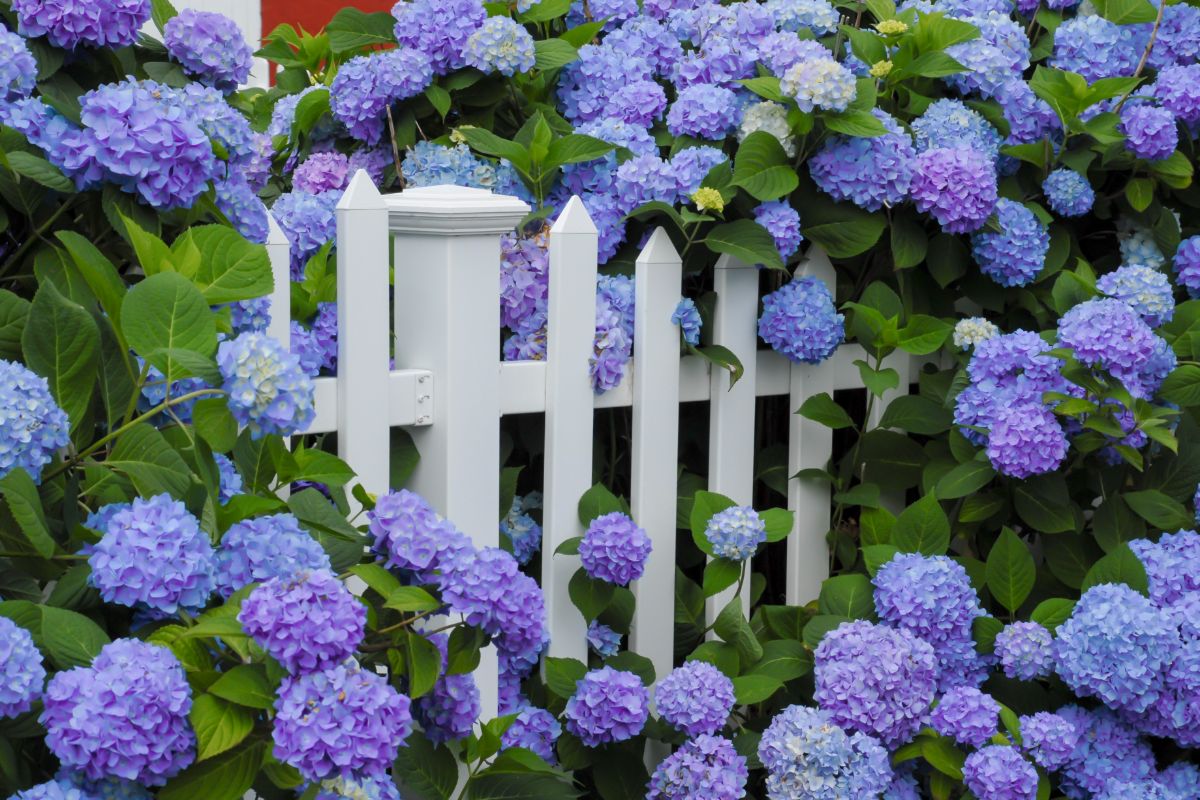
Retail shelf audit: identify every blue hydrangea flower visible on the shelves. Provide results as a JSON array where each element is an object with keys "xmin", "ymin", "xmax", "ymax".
[
  {"xmin": 273, "ymin": 662, "xmax": 412, "ymax": 782},
  {"xmin": 604, "ymin": 16, "xmax": 683, "ymax": 76},
  {"xmin": 313, "ymin": 776, "xmax": 400, "ymax": 800},
  {"xmin": 963, "ymin": 746, "xmax": 1037, "ymax": 800},
  {"xmin": 1055, "ymin": 583, "xmax": 1180, "ymax": 713},
  {"xmin": 810, "ymin": 110, "xmax": 915, "ymax": 212},
  {"xmin": 368, "ymin": 489, "xmax": 473, "ymax": 582},
  {"xmin": 42, "ymin": 639, "xmax": 194, "ymax": 785},
  {"xmin": 1120, "ymin": 103, "xmax": 1179, "ymax": 161},
  {"xmin": 758, "ymin": 277, "xmax": 844, "ymax": 365},
  {"xmin": 1128, "ymin": 529, "xmax": 1200, "ymax": 607},
  {"xmin": 656, "ymin": 661, "xmax": 736, "ymax": 737},
  {"xmin": 758, "ymin": 705, "xmax": 894, "ymax": 799},
  {"xmin": 240, "ymin": 569, "xmax": 364, "ymax": 673},
  {"xmin": 586, "ymin": 620, "xmax": 622, "ymax": 657},
  {"xmin": 997, "ymin": 80, "xmax": 1061, "ymax": 148},
  {"xmin": 1094, "ymin": 781, "xmax": 1173, "ymax": 800},
  {"xmin": 1155, "ymin": 64, "xmax": 1200, "ymax": 126},
  {"xmin": 579, "ymin": 511, "xmax": 652, "ymax": 586},
  {"xmin": 12, "ymin": 0, "xmax": 149, "ymax": 49},
  {"xmin": 1055, "ymin": 705, "xmax": 1156, "ymax": 799},
  {"xmin": 813, "ymin": 620, "xmax": 939, "ymax": 746},
  {"xmin": 754, "ymin": 201, "xmax": 804, "ymax": 260},
  {"xmin": 564, "ymin": 667, "xmax": 648, "ymax": 746},
  {"xmin": 1175, "ymin": 236, "xmax": 1200, "ymax": 298},
  {"xmin": 269, "ymin": 86, "xmax": 329, "ymax": 140},
  {"xmin": 0, "ymin": 616, "xmax": 45, "ymax": 718},
  {"xmin": 780, "ymin": 57, "xmax": 856, "ymax": 113},
  {"xmin": 217, "ymin": 332, "xmax": 316, "ymax": 438},
  {"xmin": 331, "ymin": 49, "xmax": 434, "ymax": 146},
  {"xmin": 214, "ymin": 174, "xmax": 270, "ymax": 244},
  {"xmin": 1120, "ymin": 224, "xmax": 1166, "ymax": 269},
  {"xmin": 1096, "ymin": 264, "xmax": 1174, "ymax": 327},
  {"xmin": 163, "ymin": 10, "xmax": 252, "ymax": 92},
  {"xmin": 614, "ymin": 154, "xmax": 679, "ymax": 211},
  {"xmin": 971, "ymin": 198, "xmax": 1048, "ymax": 287},
  {"xmin": 704, "ymin": 506, "xmax": 766, "ymax": 561},
  {"xmin": 766, "ymin": 0, "xmax": 840, "ymax": 33},
  {"xmin": 672, "ymin": 298, "xmax": 703, "ymax": 346},
  {"xmin": 213, "ymin": 453, "xmax": 243, "ymax": 502},
  {"xmin": 758, "ymin": 32, "xmax": 831, "ymax": 77},
  {"xmin": 995, "ymin": 621, "xmax": 1054, "ymax": 680},
  {"xmin": 559, "ymin": 44, "xmax": 654, "ymax": 123},
  {"xmin": 593, "ymin": 272, "xmax": 636, "ymax": 388},
  {"xmin": 0, "ymin": 98, "xmax": 101, "ymax": 190},
  {"xmin": 931, "ymin": 687, "xmax": 1000, "ymax": 747},
  {"xmin": 391, "ymin": 0, "xmax": 486, "ymax": 74},
  {"xmin": 87, "ymin": 494, "xmax": 215, "ymax": 615},
  {"xmin": 1057, "ymin": 298, "xmax": 1159, "ymax": 389},
  {"xmin": 0, "ymin": 24, "xmax": 37, "ymax": 102},
  {"xmin": 1019, "ymin": 711, "xmax": 1079, "ymax": 770},
  {"xmin": 1051, "ymin": 16, "xmax": 1141, "ymax": 81},
  {"xmin": 9, "ymin": 779, "xmax": 97, "ymax": 800},
  {"xmin": 567, "ymin": 0, "xmax": 639, "ymax": 29},
  {"xmin": 500, "ymin": 233, "xmax": 548, "ymax": 336},
  {"xmin": 401, "ymin": 141, "xmax": 519, "ymax": 194},
  {"xmin": 1043, "ymin": 169, "xmax": 1094, "ymax": 217},
  {"xmin": 464, "ymin": 16, "xmax": 536, "ymax": 76},
  {"xmin": 214, "ymin": 513, "xmax": 330, "ymax": 598},
  {"xmin": 501, "ymin": 706, "xmax": 561, "ymax": 764},
  {"xmin": 911, "ymin": 99, "xmax": 1003, "ymax": 161},
  {"xmin": 648, "ymin": 734, "xmax": 748, "ymax": 800},
  {"xmin": 293, "ymin": 152, "xmax": 350, "ymax": 195},
  {"xmin": 1158, "ymin": 763, "xmax": 1200, "ymax": 799},
  {"xmin": 1150, "ymin": 3, "xmax": 1200, "ymax": 69},
  {"xmin": 271, "ymin": 191, "xmax": 337, "ymax": 274},
  {"xmin": 415, "ymin": 633, "xmax": 480, "ymax": 745},
  {"xmin": 986, "ymin": 395, "xmax": 1070, "ymax": 478},
  {"xmin": 225, "ymin": 297, "xmax": 271, "ymax": 336},
  {"xmin": 912, "ymin": 147, "xmax": 998, "ymax": 234},
  {"xmin": 500, "ymin": 494, "xmax": 543, "ymax": 566},
  {"xmin": 666, "ymin": 83, "xmax": 742, "ymax": 140},
  {"xmin": 0, "ymin": 359, "xmax": 71, "ymax": 483},
  {"xmin": 672, "ymin": 38, "xmax": 756, "ymax": 90}
]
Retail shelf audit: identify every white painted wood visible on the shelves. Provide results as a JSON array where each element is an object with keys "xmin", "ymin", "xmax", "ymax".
[
  {"xmin": 628, "ymin": 229, "xmax": 683, "ymax": 685},
  {"xmin": 336, "ymin": 172, "xmax": 391, "ymax": 507},
  {"xmin": 388, "ymin": 184, "xmax": 529, "ymax": 719},
  {"xmin": 265, "ymin": 215, "xmax": 293, "ymax": 500},
  {"xmin": 302, "ymin": 370, "xmax": 433, "ymax": 434},
  {"xmin": 542, "ymin": 197, "xmax": 598, "ymax": 663},
  {"xmin": 785, "ymin": 249, "xmax": 838, "ymax": 605},
  {"xmin": 706, "ymin": 255, "xmax": 759, "ymax": 626}
]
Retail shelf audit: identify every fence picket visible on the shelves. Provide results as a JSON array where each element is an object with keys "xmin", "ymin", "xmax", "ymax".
[
  {"xmin": 705, "ymin": 255, "xmax": 759, "ymax": 626},
  {"xmin": 542, "ymin": 197, "xmax": 598, "ymax": 663},
  {"xmin": 629, "ymin": 229, "xmax": 683, "ymax": 685}
]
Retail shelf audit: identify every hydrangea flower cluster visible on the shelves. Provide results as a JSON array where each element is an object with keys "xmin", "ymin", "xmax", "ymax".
[
  {"xmin": 0, "ymin": 24, "xmax": 37, "ymax": 102},
  {"xmin": 463, "ymin": 17, "xmax": 536, "ymax": 76},
  {"xmin": 586, "ymin": 620, "xmax": 622, "ymax": 657},
  {"xmin": 1119, "ymin": 104, "xmax": 1179, "ymax": 161},
  {"xmin": 87, "ymin": 494, "xmax": 215, "ymax": 615},
  {"xmin": 672, "ymin": 298, "xmax": 703, "ymax": 346},
  {"xmin": 809, "ymin": 110, "xmax": 915, "ymax": 211},
  {"xmin": 962, "ymin": 745, "xmax": 1038, "ymax": 800},
  {"xmin": 780, "ymin": 56, "xmax": 857, "ymax": 113},
  {"xmin": 0, "ymin": 616, "xmax": 45, "ymax": 718},
  {"xmin": 330, "ymin": 49, "xmax": 434, "ymax": 145},
  {"xmin": 704, "ymin": 505, "xmax": 766, "ymax": 560},
  {"xmin": 666, "ymin": 84, "xmax": 741, "ymax": 139},
  {"xmin": 758, "ymin": 277, "xmax": 844, "ymax": 365},
  {"xmin": 1056, "ymin": 298, "xmax": 1160, "ymax": 392},
  {"xmin": 1019, "ymin": 711, "xmax": 1079, "ymax": 770},
  {"xmin": 930, "ymin": 687, "xmax": 999, "ymax": 747},
  {"xmin": 293, "ymin": 152, "xmax": 352, "ymax": 194},
  {"xmin": 368, "ymin": 489, "xmax": 472, "ymax": 581},
  {"xmin": 500, "ymin": 494, "xmax": 543, "ymax": 565},
  {"xmin": 12, "ymin": 0, "xmax": 149, "ymax": 49},
  {"xmin": 41, "ymin": 639, "xmax": 194, "ymax": 785},
  {"xmin": 392, "ymin": 0, "xmax": 486, "ymax": 74},
  {"xmin": 501, "ymin": 706, "xmax": 562, "ymax": 764},
  {"xmin": 1096, "ymin": 264, "xmax": 1175, "ymax": 328},
  {"xmin": 414, "ymin": 634, "xmax": 481, "ymax": 745},
  {"xmin": 647, "ymin": 735, "xmax": 748, "ymax": 800},
  {"xmin": 214, "ymin": 513, "xmax": 331, "ymax": 597},
  {"xmin": 970, "ymin": 199, "xmax": 1049, "ymax": 287},
  {"xmin": 0, "ymin": 359, "xmax": 71, "ymax": 482},
  {"xmin": 1128, "ymin": 529, "xmax": 1200, "ymax": 607},
  {"xmin": 579, "ymin": 511, "xmax": 652, "ymax": 585},
  {"xmin": 953, "ymin": 317, "xmax": 1000, "ymax": 349},
  {"xmin": 240, "ymin": 569, "xmax": 366, "ymax": 674},
  {"xmin": 217, "ymin": 332, "xmax": 316, "ymax": 438},
  {"xmin": 162, "ymin": 10, "xmax": 253, "ymax": 92},
  {"xmin": 564, "ymin": 667, "xmax": 649, "ymax": 746},
  {"xmin": 911, "ymin": 147, "xmax": 998, "ymax": 233},
  {"xmin": 754, "ymin": 201, "xmax": 804, "ymax": 260},
  {"xmin": 655, "ymin": 661, "xmax": 736, "ymax": 736},
  {"xmin": 994, "ymin": 621, "xmax": 1054, "ymax": 680},
  {"xmin": 1055, "ymin": 705, "xmax": 1156, "ymax": 798},
  {"xmin": 758, "ymin": 705, "xmax": 893, "ymax": 799}
]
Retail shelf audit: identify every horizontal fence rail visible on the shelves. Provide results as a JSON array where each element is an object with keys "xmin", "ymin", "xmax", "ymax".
[{"xmin": 264, "ymin": 172, "xmax": 928, "ymax": 718}]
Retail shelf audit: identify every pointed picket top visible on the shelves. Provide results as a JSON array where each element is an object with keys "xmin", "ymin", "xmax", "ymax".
[
  {"xmin": 266, "ymin": 210, "xmax": 287, "ymax": 246},
  {"xmin": 797, "ymin": 244, "xmax": 835, "ymax": 284},
  {"xmin": 550, "ymin": 195, "xmax": 597, "ymax": 236},
  {"xmin": 337, "ymin": 169, "xmax": 386, "ymax": 211},
  {"xmin": 636, "ymin": 227, "xmax": 680, "ymax": 266}
]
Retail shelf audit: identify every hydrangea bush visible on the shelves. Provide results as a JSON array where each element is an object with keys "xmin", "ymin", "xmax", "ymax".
[{"xmin": 3, "ymin": 0, "xmax": 1200, "ymax": 796}]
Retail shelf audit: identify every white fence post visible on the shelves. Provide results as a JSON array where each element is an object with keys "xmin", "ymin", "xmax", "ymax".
[
  {"xmin": 785, "ymin": 248, "xmax": 837, "ymax": 605},
  {"xmin": 335, "ymin": 172, "xmax": 392, "ymax": 507},
  {"xmin": 265, "ymin": 215, "xmax": 294, "ymax": 500},
  {"xmin": 542, "ymin": 197, "xmax": 597, "ymax": 663},
  {"xmin": 388, "ymin": 184, "xmax": 530, "ymax": 719},
  {"xmin": 629, "ymin": 229, "xmax": 683, "ymax": 685},
  {"xmin": 706, "ymin": 255, "xmax": 759, "ymax": 626}
]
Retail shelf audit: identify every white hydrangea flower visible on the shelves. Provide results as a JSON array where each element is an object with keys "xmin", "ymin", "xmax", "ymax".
[
  {"xmin": 953, "ymin": 317, "xmax": 1000, "ymax": 349},
  {"xmin": 738, "ymin": 100, "xmax": 797, "ymax": 156},
  {"xmin": 781, "ymin": 57, "xmax": 857, "ymax": 113}
]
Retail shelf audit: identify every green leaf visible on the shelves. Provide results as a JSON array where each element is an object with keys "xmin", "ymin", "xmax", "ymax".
[
  {"xmin": 0, "ymin": 289, "xmax": 30, "ymax": 361},
  {"xmin": 817, "ymin": 574, "xmax": 875, "ymax": 619},
  {"xmin": 577, "ymin": 482, "xmax": 624, "ymax": 526},
  {"xmin": 119, "ymin": 213, "xmax": 174, "ymax": 276},
  {"xmin": 1159, "ymin": 365, "xmax": 1200, "ymax": 405},
  {"xmin": 855, "ymin": 359, "xmax": 900, "ymax": 397},
  {"xmin": 6, "ymin": 151, "xmax": 73, "ymax": 191},
  {"xmin": 985, "ymin": 528, "xmax": 1036, "ymax": 613},
  {"xmin": 291, "ymin": 88, "xmax": 331, "ymax": 138},
  {"xmin": 890, "ymin": 210, "xmax": 928, "ymax": 270},
  {"xmin": 384, "ymin": 586, "xmax": 441, "ymax": 613},
  {"xmin": 1013, "ymin": 474, "xmax": 1076, "ymax": 533},
  {"xmin": 714, "ymin": 596, "xmax": 763, "ymax": 664},
  {"xmin": 0, "ymin": 469, "xmax": 55, "ymax": 557},
  {"xmin": 1125, "ymin": 178, "xmax": 1154, "ymax": 212},
  {"xmin": 558, "ymin": 20, "xmax": 605, "ymax": 48},
  {"xmin": 748, "ymin": 639, "xmax": 812, "ymax": 682},
  {"xmin": 288, "ymin": 489, "xmax": 368, "ymax": 572},
  {"xmin": 732, "ymin": 674, "xmax": 782, "ymax": 704},
  {"xmin": 534, "ymin": 38, "xmax": 579, "ymax": 70},
  {"xmin": 158, "ymin": 740, "xmax": 266, "ymax": 800},
  {"xmin": 604, "ymin": 651, "xmax": 656, "ymax": 685},
  {"xmin": 1121, "ymin": 489, "xmax": 1192, "ymax": 531},
  {"xmin": 893, "ymin": 494, "xmax": 951, "ymax": 556},
  {"xmin": 863, "ymin": 544, "xmax": 901, "ymax": 575},
  {"xmin": 823, "ymin": 110, "xmax": 889, "ymax": 137},
  {"xmin": 407, "ymin": 630, "xmax": 443, "ymax": 699},
  {"xmin": 22, "ymin": 280, "xmax": 99, "ymax": 432},
  {"xmin": 1030, "ymin": 598, "xmax": 1075, "ymax": 630},
  {"xmin": 192, "ymin": 398, "xmax": 238, "ymax": 453},
  {"xmin": 935, "ymin": 460, "xmax": 995, "ymax": 500},
  {"xmin": 1044, "ymin": 534, "xmax": 1101, "ymax": 590},
  {"xmin": 121, "ymin": 271, "xmax": 216, "ymax": 385},
  {"xmin": 1092, "ymin": 0, "xmax": 1157, "ymax": 23},
  {"xmin": 802, "ymin": 614, "xmax": 849, "ymax": 648},
  {"xmin": 921, "ymin": 736, "xmax": 966, "ymax": 780},
  {"xmin": 897, "ymin": 315, "xmax": 951, "ymax": 355},
  {"xmin": 705, "ymin": 220, "xmax": 785, "ymax": 270},
  {"xmin": 794, "ymin": 181, "xmax": 887, "ymax": 258},
  {"xmin": 544, "ymin": 656, "xmax": 587, "ymax": 698},
  {"xmin": 702, "ymin": 558, "xmax": 742, "ymax": 597},
  {"xmin": 191, "ymin": 694, "xmax": 254, "ymax": 761},
  {"xmin": 545, "ymin": 134, "xmax": 614, "ymax": 167},
  {"xmin": 731, "ymin": 132, "xmax": 799, "ymax": 201},
  {"xmin": 568, "ymin": 568, "xmax": 614, "ymax": 621},
  {"xmin": 208, "ymin": 665, "xmax": 275, "ymax": 710},
  {"xmin": 56, "ymin": 231, "xmax": 127, "ymax": 335},
  {"xmin": 761, "ymin": 508, "xmax": 793, "ymax": 542},
  {"xmin": 878, "ymin": 395, "xmax": 952, "ymax": 435},
  {"xmin": 689, "ymin": 490, "xmax": 737, "ymax": 556},
  {"xmin": 150, "ymin": 0, "xmax": 179, "ymax": 31},
  {"xmin": 1081, "ymin": 542, "xmax": 1149, "ymax": 595},
  {"xmin": 180, "ymin": 226, "xmax": 274, "ymax": 304},
  {"xmin": 325, "ymin": 8, "xmax": 396, "ymax": 52},
  {"xmin": 860, "ymin": 507, "xmax": 895, "ymax": 545},
  {"xmin": 798, "ymin": 392, "xmax": 855, "ymax": 429},
  {"xmin": 393, "ymin": 734, "xmax": 459, "ymax": 800},
  {"xmin": 518, "ymin": 0, "xmax": 570, "ymax": 21}
]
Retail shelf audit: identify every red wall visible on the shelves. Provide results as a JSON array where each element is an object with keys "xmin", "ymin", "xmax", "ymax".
[{"xmin": 261, "ymin": 0, "xmax": 393, "ymax": 36}]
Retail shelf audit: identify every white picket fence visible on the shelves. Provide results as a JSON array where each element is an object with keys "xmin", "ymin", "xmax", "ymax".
[{"xmin": 262, "ymin": 171, "xmax": 920, "ymax": 716}]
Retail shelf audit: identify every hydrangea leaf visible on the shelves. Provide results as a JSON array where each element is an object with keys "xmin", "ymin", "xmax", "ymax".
[{"xmin": 985, "ymin": 528, "xmax": 1036, "ymax": 613}]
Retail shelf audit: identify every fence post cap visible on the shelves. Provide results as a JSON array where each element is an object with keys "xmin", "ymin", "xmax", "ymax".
[
  {"xmin": 549, "ymin": 195, "xmax": 597, "ymax": 236},
  {"xmin": 636, "ymin": 227, "xmax": 680, "ymax": 265},
  {"xmin": 337, "ymin": 170, "xmax": 387, "ymax": 211},
  {"xmin": 385, "ymin": 184, "xmax": 530, "ymax": 235}
]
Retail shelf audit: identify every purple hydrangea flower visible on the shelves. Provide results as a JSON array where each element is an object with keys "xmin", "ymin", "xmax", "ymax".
[
  {"xmin": 240, "ymin": 569, "xmax": 365, "ymax": 673},
  {"xmin": 1055, "ymin": 705, "xmax": 1156, "ymax": 799},
  {"xmin": 292, "ymin": 321, "xmax": 326, "ymax": 378},
  {"xmin": 1019, "ymin": 711, "xmax": 1079, "ymax": 770},
  {"xmin": 605, "ymin": 17, "xmax": 682, "ymax": 76},
  {"xmin": 971, "ymin": 198, "xmax": 1048, "ymax": 287},
  {"xmin": 1150, "ymin": 3, "xmax": 1200, "ymax": 69},
  {"xmin": 963, "ymin": 746, "xmax": 1037, "ymax": 800},
  {"xmin": 391, "ymin": 0, "xmax": 486, "ymax": 74},
  {"xmin": 767, "ymin": 0, "xmax": 840, "ymax": 33},
  {"xmin": 1057, "ymin": 298, "xmax": 1159, "ymax": 389},
  {"xmin": 1051, "ymin": 16, "xmax": 1141, "ymax": 81},
  {"xmin": 564, "ymin": 666, "xmax": 649, "ymax": 746},
  {"xmin": 754, "ymin": 201, "xmax": 804, "ymax": 260},
  {"xmin": 0, "ymin": 359, "xmax": 71, "ymax": 482},
  {"xmin": 500, "ymin": 233, "xmax": 549, "ymax": 334},
  {"xmin": 567, "ymin": 0, "xmax": 639, "ymax": 29},
  {"xmin": 218, "ymin": 332, "xmax": 316, "ymax": 438},
  {"xmin": 500, "ymin": 495, "xmax": 543, "ymax": 566},
  {"xmin": 666, "ymin": 84, "xmax": 742, "ymax": 140},
  {"xmin": 648, "ymin": 734, "xmax": 748, "ymax": 800},
  {"xmin": 1042, "ymin": 168, "xmax": 1094, "ymax": 217},
  {"xmin": 214, "ymin": 174, "xmax": 270, "ymax": 244},
  {"xmin": 672, "ymin": 298, "xmax": 703, "ymax": 347},
  {"xmin": 368, "ymin": 489, "xmax": 472, "ymax": 581},
  {"xmin": 911, "ymin": 99, "xmax": 1002, "ymax": 161},
  {"xmin": 501, "ymin": 706, "xmax": 561, "ymax": 764},
  {"xmin": 12, "ymin": 0, "xmax": 149, "ymax": 49},
  {"xmin": 911, "ymin": 147, "xmax": 998, "ymax": 233},
  {"xmin": 758, "ymin": 705, "xmax": 894, "ymax": 799},
  {"xmin": 559, "ymin": 44, "xmax": 654, "ymax": 124},
  {"xmin": 986, "ymin": 396, "xmax": 1070, "ymax": 478},
  {"xmin": 579, "ymin": 512, "xmax": 652, "ymax": 586},
  {"xmin": 945, "ymin": 12, "xmax": 1030, "ymax": 98},
  {"xmin": 1176, "ymin": 236, "xmax": 1200, "ymax": 298},
  {"xmin": 294, "ymin": 152, "xmax": 351, "ymax": 194},
  {"xmin": 813, "ymin": 620, "xmax": 938, "ymax": 746},
  {"xmin": 0, "ymin": 616, "xmax": 45, "ymax": 718},
  {"xmin": 271, "ymin": 190, "xmax": 339, "ymax": 277},
  {"xmin": 463, "ymin": 17, "xmax": 536, "ymax": 76},
  {"xmin": 415, "ymin": 633, "xmax": 480, "ymax": 745},
  {"xmin": 615, "ymin": 154, "xmax": 679, "ymax": 211},
  {"xmin": 347, "ymin": 147, "xmax": 392, "ymax": 184},
  {"xmin": 330, "ymin": 49, "xmax": 434, "ymax": 145},
  {"xmin": 995, "ymin": 621, "xmax": 1054, "ymax": 680},
  {"xmin": 163, "ymin": 10, "xmax": 252, "ymax": 92},
  {"xmin": 997, "ymin": 80, "xmax": 1061, "ymax": 147},
  {"xmin": 1159, "ymin": 763, "xmax": 1200, "ymax": 799},
  {"xmin": 758, "ymin": 277, "xmax": 844, "ymax": 365},
  {"xmin": 42, "ymin": 640, "xmax": 194, "ymax": 785},
  {"xmin": 87, "ymin": 494, "xmax": 214, "ymax": 615},
  {"xmin": 1155, "ymin": 64, "xmax": 1200, "ymax": 126},
  {"xmin": 214, "ymin": 513, "xmax": 330, "ymax": 598},
  {"xmin": 272, "ymin": 663, "xmax": 412, "ymax": 781},
  {"xmin": 656, "ymin": 661, "xmax": 736, "ymax": 737},
  {"xmin": 1120, "ymin": 104, "xmax": 1179, "ymax": 161},
  {"xmin": 604, "ymin": 80, "xmax": 669, "ymax": 127},
  {"xmin": 1055, "ymin": 583, "xmax": 1180, "ymax": 713},
  {"xmin": 586, "ymin": 620, "xmax": 622, "ymax": 657},
  {"xmin": 1128, "ymin": 529, "xmax": 1200, "ymax": 608},
  {"xmin": 1095, "ymin": 781, "xmax": 1173, "ymax": 800},
  {"xmin": 704, "ymin": 505, "xmax": 766, "ymax": 561},
  {"xmin": 931, "ymin": 687, "xmax": 1000, "ymax": 747},
  {"xmin": 810, "ymin": 110, "xmax": 915, "ymax": 211},
  {"xmin": 214, "ymin": 452, "xmax": 244, "ymax": 501},
  {"xmin": 780, "ymin": 56, "xmax": 856, "ymax": 113},
  {"xmin": 1097, "ymin": 264, "xmax": 1174, "ymax": 328},
  {"xmin": 0, "ymin": 24, "xmax": 37, "ymax": 102}
]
